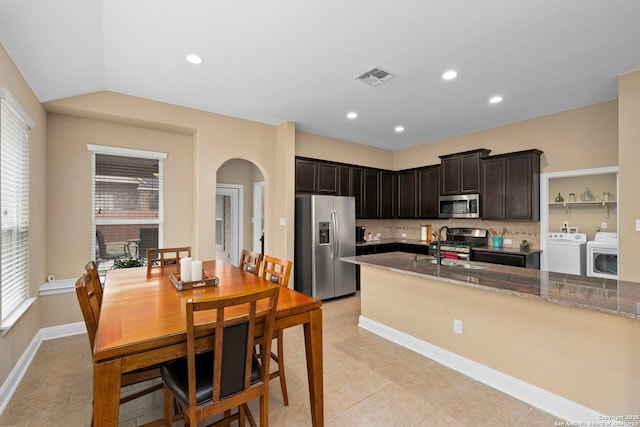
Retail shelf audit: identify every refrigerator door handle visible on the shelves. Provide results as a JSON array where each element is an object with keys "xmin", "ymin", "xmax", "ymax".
[
  {"xmin": 334, "ymin": 210, "xmax": 340, "ymax": 257},
  {"xmin": 330, "ymin": 210, "xmax": 337, "ymax": 259}
]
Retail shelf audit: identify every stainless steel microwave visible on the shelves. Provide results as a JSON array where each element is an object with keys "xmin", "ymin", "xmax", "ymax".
[{"xmin": 439, "ymin": 194, "xmax": 480, "ymax": 219}]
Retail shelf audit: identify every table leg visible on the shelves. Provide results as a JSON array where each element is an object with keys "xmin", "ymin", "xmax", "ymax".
[
  {"xmin": 304, "ymin": 308, "xmax": 324, "ymax": 427},
  {"xmin": 93, "ymin": 359, "xmax": 122, "ymax": 426}
]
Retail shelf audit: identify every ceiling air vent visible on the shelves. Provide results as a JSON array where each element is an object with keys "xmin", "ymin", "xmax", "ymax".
[{"xmin": 355, "ymin": 67, "xmax": 394, "ymax": 87}]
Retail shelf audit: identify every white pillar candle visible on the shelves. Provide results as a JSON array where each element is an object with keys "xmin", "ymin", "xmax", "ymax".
[
  {"xmin": 191, "ymin": 260, "xmax": 203, "ymax": 281},
  {"xmin": 180, "ymin": 257, "xmax": 192, "ymax": 282}
]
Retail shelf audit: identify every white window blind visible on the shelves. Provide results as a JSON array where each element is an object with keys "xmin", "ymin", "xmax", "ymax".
[
  {"xmin": 1, "ymin": 89, "xmax": 33, "ymax": 322},
  {"xmin": 88, "ymin": 145, "xmax": 166, "ymax": 274}
]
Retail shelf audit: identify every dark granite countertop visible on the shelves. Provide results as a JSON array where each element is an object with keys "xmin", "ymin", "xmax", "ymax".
[
  {"xmin": 341, "ymin": 252, "xmax": 640, "ymax": 320},
  {"xmin": 356, "ymin": 238, "xmax": 542, "ymax": 255},
  {"xmin": 356, "ymin": 238, "xmax": 429, "ymax": 247}
]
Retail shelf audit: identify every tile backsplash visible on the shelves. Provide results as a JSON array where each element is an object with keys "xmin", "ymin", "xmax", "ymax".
[{"xmin": 356, "ymin": 219, "xmax": 540, "ymax": 249}]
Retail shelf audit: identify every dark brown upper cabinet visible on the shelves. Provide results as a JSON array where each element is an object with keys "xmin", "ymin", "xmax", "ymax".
[
  {"xmin": 380, "ymin": 171, "xmax": 395, "ymax": 219},
  {"xmin": 482, "ymin": 149, "xmax": 542, "ymax": 220},
  {"xmin": 363, "ymin": 169, "xmax": 380, "ymax": 218},
  {"xmin": 417, "ymin": 165, "xmax": 440, "ymax": 218},
  {"xmin": 351, "ymin": 167, "xmax": 364, "ymax": 218},
  {"xmin": 295, "ymin": 158, "xmax": 318, "ymax": 193},
  {"xmin": 317, "ymin": 162, "xmax": 338, "ymax": 194},
  {"xmin": 440, "ymin": 149, "xmax": 491, "ymax": 195},
  {"xmin": 337, "ymin": 165, "xmax": 351, "ymax": 196},
  {"xmin": 396, "ymin": 170, "xmax": 416, "ymax": 218}
]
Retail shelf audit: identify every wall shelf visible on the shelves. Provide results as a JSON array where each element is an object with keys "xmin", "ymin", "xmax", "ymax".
[{"xmin": 548, "ymin": 201, "xmax": 616, "ymax": 218}]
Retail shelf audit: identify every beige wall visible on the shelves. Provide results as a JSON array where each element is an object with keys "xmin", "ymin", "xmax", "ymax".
[
  {"xmin": 393, "ymin": 100, "xmax": 619, "ymax": 172},
  {"xmin": 0, "ymin": 43, "xmax": 48, "ymax": 385},
  {"xmin": 361, "ymin": 266, "xmax": 640, "ymax": 415},
  {"xmin": 43, "ymin": 92, "xmax": 294, "ymax": 264},
  {"xmin": 46, "ymin": 114, "xmax": 194, "ymax": 279},
  {"xmin": 618, "ymin": 71, "xmax": 640, "ymax": 281},
  {"xmin": 296, "ymin": 131, "xmax": 394, "ymax": 170}
]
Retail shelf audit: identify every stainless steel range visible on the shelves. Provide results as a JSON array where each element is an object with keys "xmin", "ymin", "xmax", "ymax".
[{"xmin": 429, "ymin": 227, "xmax": 489, "ymax": 260}]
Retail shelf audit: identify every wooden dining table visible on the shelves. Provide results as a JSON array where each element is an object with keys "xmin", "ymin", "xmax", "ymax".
[{"xmin": 93, "ymin": 260, "xmax": 324, "ymax": 426}]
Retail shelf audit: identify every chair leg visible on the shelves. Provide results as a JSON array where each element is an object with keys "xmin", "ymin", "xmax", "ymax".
[
  {"xmin": 238, "ymin": 405, "xmax": 246, "ymax": 427},
  {"xmin": 162, "ymin": 384, "xmax": 174, "ymax": 427},
  {"xmin": 276, "ymin": 330, "xmax": 289, "ymax": 405}
]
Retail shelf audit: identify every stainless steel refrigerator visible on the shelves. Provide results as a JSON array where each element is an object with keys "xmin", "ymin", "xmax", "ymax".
[{"xmin": 294, "ymin": 195, "xmax": 356, "ymax": 300}]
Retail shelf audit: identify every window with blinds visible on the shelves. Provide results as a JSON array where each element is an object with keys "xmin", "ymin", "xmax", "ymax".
[
  {"xmin": 0, "ymin": 89, "xmax": 33, "ymax": 323},
  {"xmin": 89, "ymin": 145, "xmax": 166, "ymax": 274}
]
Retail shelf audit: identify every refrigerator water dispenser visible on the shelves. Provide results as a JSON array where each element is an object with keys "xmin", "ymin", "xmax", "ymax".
[{"xmin": 319, "ymin": 222, "xmax": 330, "ymax": 244}]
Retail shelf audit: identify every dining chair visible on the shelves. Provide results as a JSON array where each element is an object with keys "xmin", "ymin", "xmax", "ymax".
[
  {"xmin": 239, "ymin": 249, "xmax": 262, "ymax": 275},
  {"xmin": 95, "ymin": 230, "xmax": 129, "ymax": 269},
  {"xmin": 146, "ymin": 246, "xmax": 192, "ymax": 274},
  {"xmin": 160, "ymin": 285, "xmax": 280, "ymax": 427},
  {"xmin": 257, "ymin": 255, "xmax": 292, "ymax": 405},
  {"xmin": 137, "ymin": 227, "xmax": 159, "ymax": 261},
  {"xmin": 74, "ymin": 273, "xmax": 163, "ymax": 418},
  {"xmin": 84, "ymin": 260, "xmax": 103, "ymax": 307}
]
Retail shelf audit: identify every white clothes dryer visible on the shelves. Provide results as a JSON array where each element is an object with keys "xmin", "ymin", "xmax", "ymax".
[{"xmin": 587, "ymin": 232, "xmax": 618, "ymax": 279}]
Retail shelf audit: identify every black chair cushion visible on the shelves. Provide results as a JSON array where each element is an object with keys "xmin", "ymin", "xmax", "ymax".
[{"xmin": 161, "ymin": 322, "xmax": 261, "ymax": 406}]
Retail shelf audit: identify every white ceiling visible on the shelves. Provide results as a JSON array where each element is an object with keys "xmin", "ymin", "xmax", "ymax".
[{"xmin": 1, "ymin": 0, "xmax": 640, "ymax": 150}]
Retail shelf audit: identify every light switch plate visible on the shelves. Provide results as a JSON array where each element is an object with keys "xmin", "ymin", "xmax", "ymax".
[
  {"xmin": 279, "ymin": 217, "xmax": 286, "ymax": 226},
  {"xmin": 636, "ymin": 219, "xmax": 640, "ymax": 231}
]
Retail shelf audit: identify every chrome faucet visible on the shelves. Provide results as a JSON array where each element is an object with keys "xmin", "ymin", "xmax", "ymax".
[{"xmin": 436, "ymin": 225, "xmax": 451, "ymax": 265}]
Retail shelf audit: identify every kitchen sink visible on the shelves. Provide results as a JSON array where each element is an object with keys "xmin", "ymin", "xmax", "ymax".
[
  {"xmin": 428, "ymin": 259, "xmax": 487, "ymax": 269},
  {"xmin": 428, "ymin": 259, "xmax": 458, "ymax": 266},
  {"xmin": 460, "ymin": 263, "xmax": 487, "ymax": 270}
]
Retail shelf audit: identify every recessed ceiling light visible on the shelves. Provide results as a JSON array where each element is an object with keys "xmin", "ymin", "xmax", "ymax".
[
  {"xmin": 442, "ymin": 70, "xmax": 458, "ymax": 80},
  {"xmin": 394, "ymin": 126, "xmax": 405, "ymax": 133},
  {"xmin": 347, "ymin": 111, "xmax": 358, "ymax": 119},
  {"xmin": 186, "ymin": 54, "xmax": 203, "ymax": 65},
  {"xmin": 489, "ymin": 95, "xmax": 503, "ymax": 104}
]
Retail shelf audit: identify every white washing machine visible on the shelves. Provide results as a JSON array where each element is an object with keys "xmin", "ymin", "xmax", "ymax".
[
  {"xmin": 587, "ymin": 232, "xmax": 618, "ymax": 279},
  {"xmin": 547, "ymin": 233, "xmax": 587, "ymax": 275}
]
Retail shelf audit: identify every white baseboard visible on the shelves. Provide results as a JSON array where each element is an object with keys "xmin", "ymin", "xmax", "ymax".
[
  {"xmin": 0, "ymin": 321, "xmax": 86, "ymax": 415},
  {"xmin": 358, "ymin": 315, "xmax": 604, "ymax": 423}
]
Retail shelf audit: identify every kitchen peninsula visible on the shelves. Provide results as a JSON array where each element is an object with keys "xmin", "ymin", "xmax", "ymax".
[{"xmin": 342, "ymin": 252, "xmax": 640, "ymax": 419}]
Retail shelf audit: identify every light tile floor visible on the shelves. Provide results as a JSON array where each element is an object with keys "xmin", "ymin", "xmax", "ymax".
[{"xmin": 0, "ymin": 292, "xmax": 561, "ymax": 426}]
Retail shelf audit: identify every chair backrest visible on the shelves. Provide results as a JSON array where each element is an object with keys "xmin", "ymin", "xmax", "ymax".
[
  {"xmin": 75, "ymin": 272, "xmax": 102, "ymax": 348},
  {"xmin": 138, "ymin": 228, "xmax": 159, "ymax": 261},
  {"xmin": 185, "ymin": 286, "xmax": 279, "ymax": 407},
  {"xmin": 239, "ymin": 249, "xmax": 262, "ymax": 275},
  {"xmin": 146, "ymin": 246, "xmax": 191, "ymax": 274},
  {"xmin": 95, "ymin": 230, "xmax": 108, "ymax": 258},
  {"xmin": 84, "ymin": 260, "xmax": 103, "ymax": 307},
  {"xmin": 260, "ymin": 255, "xmax": 292, "ymax": 287}
]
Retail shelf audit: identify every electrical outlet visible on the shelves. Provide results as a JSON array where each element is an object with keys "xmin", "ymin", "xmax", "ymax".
[
  {"xmin": 504, "ymin": 238, "xmax": 512, "ymax": 245},
  {"xmin": 401, "ymin": 233, "xmax": 407, "ymax": 238},
  {"xmin": 453, "ymin": 319, "xmax": 463, "ymax": 334},
  {"xmin": 601, "ymin": 221, "xmax": 608, "ymax": 229}
]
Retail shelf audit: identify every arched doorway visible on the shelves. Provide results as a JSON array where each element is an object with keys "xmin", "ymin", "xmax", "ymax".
[{"xmin": 215, "ymin": 159, "xmax": 264, "ymax": 266}]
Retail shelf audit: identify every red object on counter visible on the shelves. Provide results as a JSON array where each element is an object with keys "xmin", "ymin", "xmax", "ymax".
[{"xmin": 444, "ymin": 252, "xmax": 460, "ymax": 259}]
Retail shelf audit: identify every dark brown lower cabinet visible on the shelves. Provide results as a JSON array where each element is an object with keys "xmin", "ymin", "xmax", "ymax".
[{"xmin": 472, "ymin": 249, "xmax": 540, "ymax": 269}]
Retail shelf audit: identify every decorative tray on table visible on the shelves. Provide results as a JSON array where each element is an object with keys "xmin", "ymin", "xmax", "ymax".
[{"xmin": 168, "ymin": 271, "xmax": 219, "ymax": 291}]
